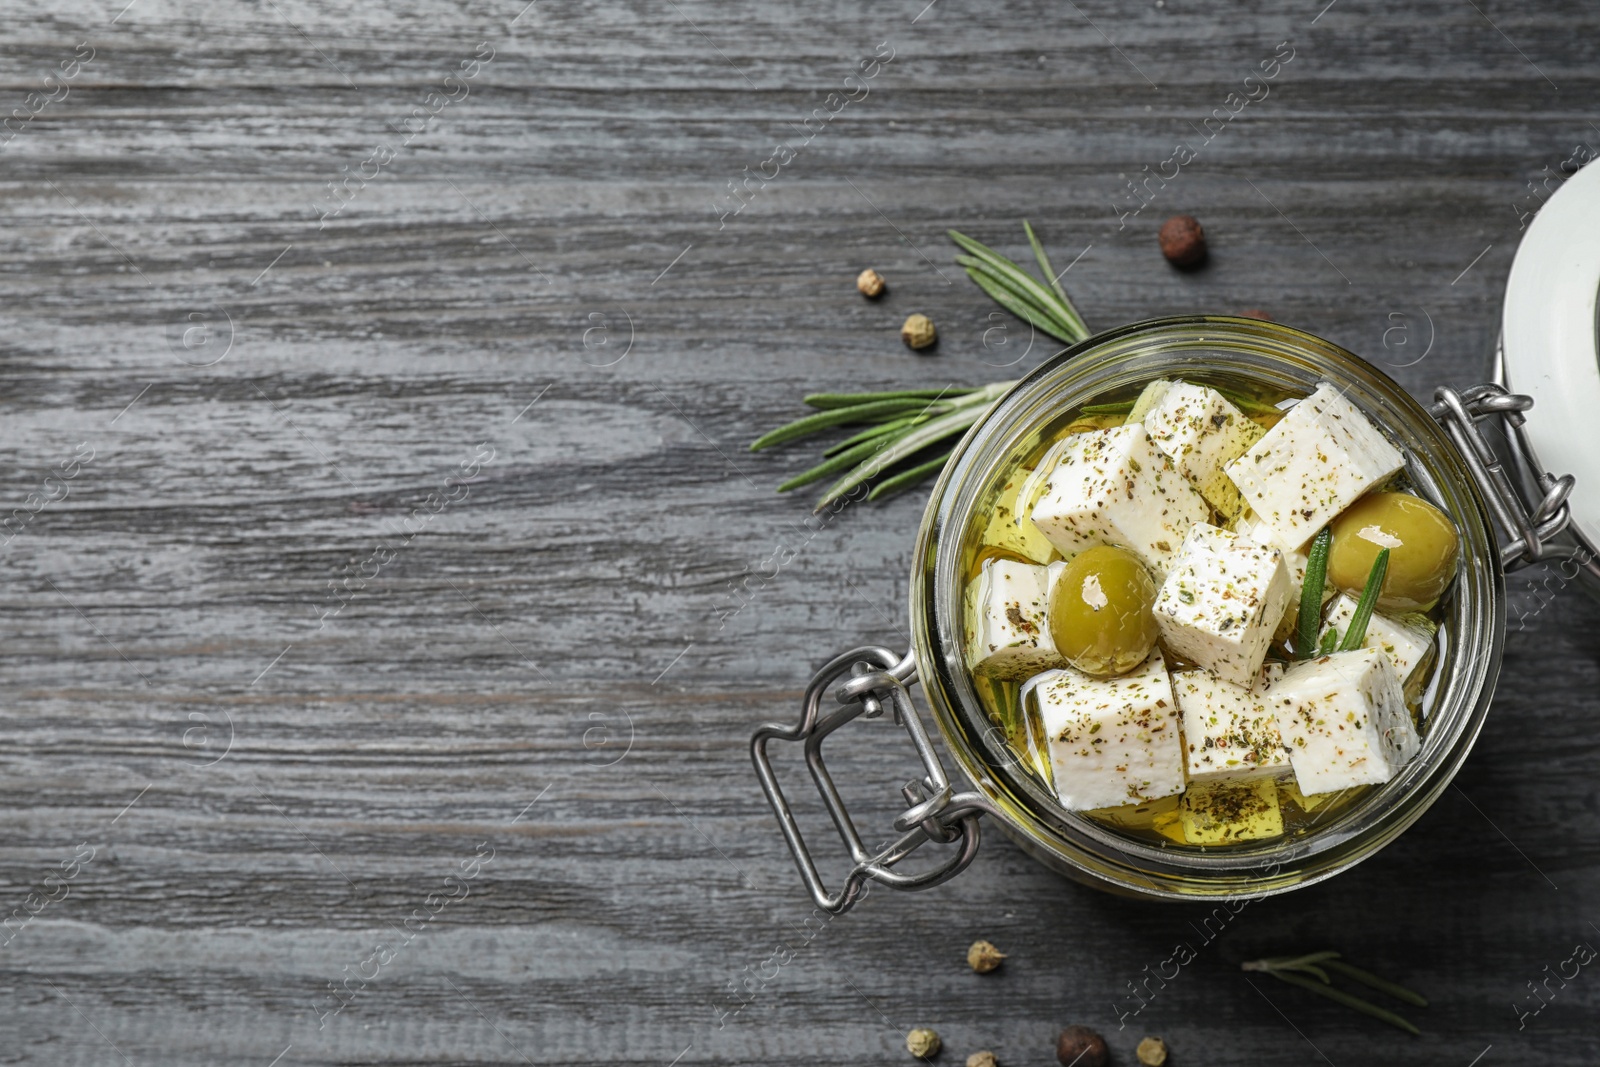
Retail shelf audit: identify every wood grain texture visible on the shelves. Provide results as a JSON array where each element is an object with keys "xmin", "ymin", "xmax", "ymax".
[{"xmin": 0, "ymin": 0, "xmax": 1597, "ymax": 1063}]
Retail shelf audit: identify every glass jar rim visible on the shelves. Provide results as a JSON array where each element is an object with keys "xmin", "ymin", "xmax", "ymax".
[{"xmin": 909, "ymin": 315, "xmax": 1505, "ymax": 899}]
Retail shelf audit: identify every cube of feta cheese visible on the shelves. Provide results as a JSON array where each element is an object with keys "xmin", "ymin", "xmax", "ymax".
[
  {"xmin": 1318, "ymin": 593, "xmax": 1433, "ymax": 688},
  {"xmin": 1233, "ymin": 506, "xmax": 1327, "ymax": 641},
  {"xmin": 980, "ymin": 468, "xmax": 1058, "ymax": 565},
  {"xmin": 1024, "ymin": 652, "xmax": 1185, "ymax": 810},
  {"xmin": 1179, "ymin": 778, "xmax": 1285, "ymax": 844},
  {"xmin": 1152, "ymin": 524, "xmax": 1292, "ymax": 688},
  {"xmin": 1015, "ymin": 435, "xmax": 1076, "ymax": 527},
  {"xmin": 1137, "ymin": 380, "xmax": 1264, "ymax": 518},
  {"xmin": 964, "ymin": 558, "xmax": 1064, "ymax": 679},
  {"xmin": 1173, "ymin": 666, "xmax": 1293, "ymax": 783},
  {"xmin": 1269, "ymin": 648, "xmax": 1421, "ymax": 795},
  {"xmin": 1028, "ymin": 424, "xmax": 1210, "ymax": 576},
  {"xmin": 1225, "ymin": 383, "xmax": 1403, "ymax": 550},
  {"xmin": 1125, "ymin": 377, "xmax": 1175, "ymax": 425},
  {"xmin": 1235, "ymin": 507, "xmax": 1308, "ymax": 590}
]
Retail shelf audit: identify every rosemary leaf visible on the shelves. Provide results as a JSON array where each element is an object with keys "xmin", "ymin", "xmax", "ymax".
[
  {"xmin": 813, "ymin": 381, "xmax": 1011, "ymax": 510},
  {"xmin": 943, "ymin": 380, "xmax": 1023, "ymax": 410},
  {"xmin": 750, "ymin": 398, "xmax": 944, "ymax": 451},
  {"xmin": 1339, "ymin": 548, "xmax": 1391, "ymax": 651},
  {"xmin": 867, "ymin": 450, "xmax": 954, "ymax": 501},
  {"xmin": 1295, "ymin": 963, "xmax": 1333, "ymax": 985},
  {"xmin": 1244, "ymin": 950, "xmax": 1343, "ymax": 972},
  {"xmin": 948, "ymin": 229, "xmax": 1088, "ymax": 342},
  {"xmin": 1297, "ymin": 528, "xmax": 1334, "ymax": 659},
  {"xmin": 1323, "ymin": 959, "xmax": 1430, "ymax": 1008},
  {"xmin": 952, "ymin": 245, "xmax": 1080, "ymax": 340},
  {"xmin": 824, "ymin": 415, "xmax": 925, "ymax": 456},
  {"xmin": 1079, "ymin": 400, "xmax": 1137, "ymax": 416},
  {"xmin": 804, "ymin": 388, "xmax": 973, "ymax": 409},
  {"xmin": 813, "ymin": 410, "xmax": 980, "ymax": 509},
  {"xmin": 961, "ymin": 265, "xmax": 1080, "ymax": 344},
  {"xmin": 1265, "ymin": 970, "xmax": 1422, "ymax": 1036},
  {"xmin": 1213, "ymin": 384, "xmax": 1288, "ymax": 418},
  {"xmin": 1317, "ymin": 627, "xmax": 1340, "ymax": 655},
  {"xmin": 1024, "ymin": 219, "xmax": 1088, "ymax": 334},
  {"xmin": 778, "ymin": 434, "xmax": 896, "ymax": 492},
  {"xmin": 1025, "ymin": 219, "xmax": 1068, "ymax": 304},
  {"xmin": 1281, "ymin": 950, "xmax": 1345, "ymax": 967},
  {"xmin": 955, "ymin": 254, "xmax": 1077, "ymax": 334}
]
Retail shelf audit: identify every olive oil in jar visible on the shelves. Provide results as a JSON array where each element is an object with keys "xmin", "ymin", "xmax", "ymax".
[{"xmin": 959, "ymin": 373, "xmax": 1453, "ymax": 850}]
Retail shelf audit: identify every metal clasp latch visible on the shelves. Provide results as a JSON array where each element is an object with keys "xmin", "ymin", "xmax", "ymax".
[
  {"xmin": 750, "ymin": 645, "xmax": 993, "ymax": 914},
  {"xmin": 1430, "ymin": 384, "xmax": 1575, "ymax": 570}
]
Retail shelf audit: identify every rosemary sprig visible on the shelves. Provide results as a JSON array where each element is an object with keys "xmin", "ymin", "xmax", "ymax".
[
  {"xmin": 1267, "ymin": 971, "xmax": 1422, "ymax": 1035},
  {"xmin": 1243, "ymin": 951, "xmax": 1426, "ymax": 1036},
  {"xmin": 1322, "ymin": 958, "xmax": 1430, "ymax": 1007},
  {"xmin": 1296, "ymin": 528, "xmax": 1333, "ymax": 659},
  {"xmin": 1212, "ymin": 384, "xmax": 1286, "ymax": 418},
  {"xmin": 813, "ymin": 383, "xmax": 1012, "ymax": 510},
  {"xmin": 955, "ymin": 254, "xmax": 1081, "ymax": 338},
  {"xmin": 749, "ymin": 398, "xmax": 944, "ymax": 452},
  {"xmin": 948, "ymin": 226, "xmax": 1090, "ymax": 343},
  {"xmin": 962, "ymin": 265, "xmax": 1079, "ymax": 343},
  {"xmin": 868, "ymin": 450, "xmax": 954, "ymax": 501},
  {"xmin": 1243, "ymin": 949, "xmax": 1342, "ymax": 974},
  {"xmin": 1025, "ymin": 220, "xmax": 1077, "ymax": 312},
  {"xmin": 1339, "ymin": 548, "xmax": 1391, "ymax": 651},
  {"xmin": 1079, "ymin": 400, "xmax": 1137, "ymax": 417},
  {"xmin": 823, "ymin": 414, "xmax": 930, "ymax": 456},
  {"xmin": 804, "ymin": 389, "xmax": 971, "ymax": 409},
  {"xmin": 777, "ymin": 433, "xmax": 901, "ymax": 492},
  {"xmin": 754, "ymin": 223, "xmax": 1090, "ymax": 505}
]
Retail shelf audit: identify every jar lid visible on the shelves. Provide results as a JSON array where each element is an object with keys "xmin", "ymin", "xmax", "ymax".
[{"xmin": 1501, "ymin": 160, "xmax": 1600, "ymax": 553}]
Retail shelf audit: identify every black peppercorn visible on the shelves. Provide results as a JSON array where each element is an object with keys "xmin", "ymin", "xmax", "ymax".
[
  {"xmin": 1159, "ymin": 214, "xmax": 1208, "ymax": 268},
  {"xmin": 1056, "ymin": 1024, "xmax": 1108, "ymax": 1067}
]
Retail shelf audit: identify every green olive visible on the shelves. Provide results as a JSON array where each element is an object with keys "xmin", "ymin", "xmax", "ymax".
[
  {"xmin": 1048, "ymin": 545, "xmax": 1159, "ymax": 677},
  {"xmin": 1327, "ymin": 491, "xmax": 1460, "ymax": 611}
]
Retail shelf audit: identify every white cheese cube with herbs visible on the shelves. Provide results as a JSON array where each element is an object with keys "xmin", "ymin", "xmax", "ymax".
[
  {"xmin": 1015, "ymin": 436, "xmax": 1075, "ymax": 532},
  {"xmin": 1152, "ymin": 524, "xmax": 1292, "ymax": 688},
  {"xmin": 1173, "ymin": 666, "xmax": 1293, "ymax": 784},
  {"xmin": 1225, "ymin": 383, "xmax": 1403, "ymax": 550},
  {"xmin": 1026, "ymin": 652, "xmax": 1185, "ymax": 810},
  {"xmin": 1318, "ymin": 593, "xmax": 1433, "ymax": 687},
  {"xmin": 1028, "ymin": 424, "xmax": 1210, "ymax": 576},
  {"xmin": 1234, "ymin": 507, "xmax": 1309, "ymax": 593},
  {"xmin": 964, "ymin": 558, "xmax": 1064, "ymax": 679},
  {"xmin": 980, "ymin": 468, "xmax": 1058, "ymax": 565},
  {"xmin": 1234, "ymin": 506, "xmax": 1329, "ymax": 641},
  {"xmin": 1269, "ymin": 647, "xmax": 1421, "ymax": 795},
  {"xmin": 1138, "ymin": 380, "xmax": 1264, "ymax": 517}
]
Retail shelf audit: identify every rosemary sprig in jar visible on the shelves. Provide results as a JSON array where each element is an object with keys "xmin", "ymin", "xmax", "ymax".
[
  {"xmin": 1299, "ymin": 544, "xmax": 1392, "ymax": 656},
  {"xmin": 1294, "ymin": 529, "xmax": 1334, "ymax": 659},
  {"xmin": 1338, "ymin": 547, "xmax": 1391, "ymax": 651},
  {"xmin": 751, "ymin": 224, "xmax": 1090, "ymax": 507},
  {"xmin": 1242, "ymin": 950, "xmax": 1428, "ymax": 1035}
]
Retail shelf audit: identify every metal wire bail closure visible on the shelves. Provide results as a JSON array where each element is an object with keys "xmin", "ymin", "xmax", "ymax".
[
  {"xmin": 750, "ymin": 645, "xmax": 993, "ymax": 914},
  {"xmin": 1430, "ymin": 384, "xmax": 1575, "ymax": 569}
]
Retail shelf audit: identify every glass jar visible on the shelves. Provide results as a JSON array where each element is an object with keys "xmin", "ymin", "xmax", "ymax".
[{"xmin": 753, "ymin": 316, "xmax": 1575, "ymax": 910}]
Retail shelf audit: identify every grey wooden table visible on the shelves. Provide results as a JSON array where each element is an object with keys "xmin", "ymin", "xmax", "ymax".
[{"xmin": 2, "ymin": 0, "xmax": 1598, "ymax": 1063}]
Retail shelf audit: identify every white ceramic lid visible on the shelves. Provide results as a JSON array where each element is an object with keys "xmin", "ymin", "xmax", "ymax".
[{"xmin": 1500, "ymin": 160, "xmax": 1600, "ymax": 553}]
